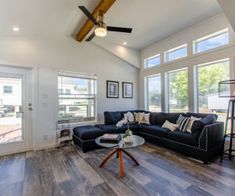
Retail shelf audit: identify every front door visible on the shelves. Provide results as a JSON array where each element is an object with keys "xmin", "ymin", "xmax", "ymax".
[{"xmin": 0, "ymin": 66, "xmax": 32, "ymax": 155}]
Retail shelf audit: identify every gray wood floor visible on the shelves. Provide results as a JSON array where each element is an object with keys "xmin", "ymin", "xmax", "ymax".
[{"xmin": 0, "ymin": 143, "xmax": 235, "ymax": 196}]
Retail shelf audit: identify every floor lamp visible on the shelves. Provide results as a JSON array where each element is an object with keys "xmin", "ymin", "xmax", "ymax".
[{"xmin": 219, "ymin": 80, "xmax": 235, "ymax": 162}]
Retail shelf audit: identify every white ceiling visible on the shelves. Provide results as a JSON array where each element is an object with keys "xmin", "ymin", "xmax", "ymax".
[{"xmin": 0, "ymin": 0, "xmax": 222, "ymax": 49}]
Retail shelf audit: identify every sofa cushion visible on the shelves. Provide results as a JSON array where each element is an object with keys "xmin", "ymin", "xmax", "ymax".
[
  {"xmin": 154, "ymin": 113, "xmax": 182, "ymax": 126},
  {"xmin": 121, "ymin": 110, "xmax": 147, "ymax": 118},
  {"xmin": 73, "ymin": 126, "xmax": 105, "ymax": 141},
  {"xmin": 139, "ymin": 125, "xmax": 171, "ymax": 138},
  {"xmin": 167, "ymin": 130, "xmax": 197, "ymax": 146},
  {"xmin": 186, "ymin": 112, "xmax": 217, "ymax": 122},
  {"xmin": 95, "ymin": 124, "xmax": 126, "ymax": 133},
  {"xmin": 104, "ymin": 111, "xmax": 122, "ymax": 125}
]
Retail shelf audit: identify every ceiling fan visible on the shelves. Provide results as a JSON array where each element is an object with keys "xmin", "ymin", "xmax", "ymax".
[{"xmin": 78, "ymin": 6, "xmax": 132, "ymax": 41}]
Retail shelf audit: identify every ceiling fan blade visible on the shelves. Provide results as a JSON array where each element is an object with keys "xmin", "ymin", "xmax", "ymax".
[
  {"xmin": 86, "ymin": 32, "xmax": 96, "ymax": 41},
  {"xmin": 107, "ymin": 26, "xmax": 132, "ymax": 33},
  {"xmin": 78, "ymin": 6, "xmax": 99, "ymax": 25}
]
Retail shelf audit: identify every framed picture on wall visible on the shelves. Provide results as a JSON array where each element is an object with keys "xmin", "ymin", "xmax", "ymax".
[
  {"xmin": 122, "ymin": 82, "xmax": 133, "ymax": 98},
  {"xmin": 106, "ymin": 80, "xmax": 119, "ymax": 98}
]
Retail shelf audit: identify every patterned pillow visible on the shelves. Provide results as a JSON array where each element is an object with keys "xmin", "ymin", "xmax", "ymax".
[
  {"xmin": 186, "ymin": 116, "xmax": 201, "ymax": 133},
  {"xmin": 176, "ymin": 114, "xmax": 191, "ymax": 132}
]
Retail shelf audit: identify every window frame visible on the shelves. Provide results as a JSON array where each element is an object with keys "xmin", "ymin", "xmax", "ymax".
[
  {"xmin": 57, "ymin": 72, "xmax": 97, "ymax": 124},
  {"xmin": 145, "ymin": 74, "xmax": 162, "ymax": 112},
  {"xmin": 166, "ymin": 67, "xmax": 189, "ymax": 113},
  {"xmin": 194, "ymin": 58, "xmax": 230, "ymax": 113},
  {"xmin": 164, "ymin": 44, "xmax": 188, "ymax": 63},
  {"xmin": 144, "ymin": 53, "xmax": 161, "ymax": 69},
  {"xmin": 193, "ymin": 28, "xmax": 229, "ymax": 54}
]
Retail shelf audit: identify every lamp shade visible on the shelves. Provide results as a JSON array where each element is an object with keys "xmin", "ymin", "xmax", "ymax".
[{"xmin": 218, "ymin": 80, "xmax": 235, "ymax": 98}]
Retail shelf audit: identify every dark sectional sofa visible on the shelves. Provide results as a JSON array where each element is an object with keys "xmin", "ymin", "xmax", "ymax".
[{"xmin": 73, "ymin": 110, "xmax": 224, "ymax": 163}]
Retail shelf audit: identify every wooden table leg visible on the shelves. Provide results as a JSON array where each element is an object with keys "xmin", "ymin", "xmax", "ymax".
[
  {"xmin": 122, "ymin": 149, "xmax": 139, "ymax": 165},
  {"xmin": 99, "ymin": 149, "xmax": 117, "ymax": 168},
  {"xmin": 118, "ymin": 149, "xmax": 124, "ymax": 177}
]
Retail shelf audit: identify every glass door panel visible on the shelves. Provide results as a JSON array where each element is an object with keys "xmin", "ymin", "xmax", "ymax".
[{"xmin": 0, "ymin": 77, "xmax": 22, "ymax": 144}]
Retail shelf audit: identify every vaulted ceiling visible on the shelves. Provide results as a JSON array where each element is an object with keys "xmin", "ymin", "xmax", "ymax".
[{"xmin": 0, "ymin": 0, "xmax": 222, "ymax": 49}]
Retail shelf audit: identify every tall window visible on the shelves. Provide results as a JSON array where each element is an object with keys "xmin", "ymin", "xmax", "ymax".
[
  {"xmin": 58, "ymin": 73, "xmax": 96, "ymax": 123},
  {"xmin": 146, "ymin": 75, "xmax": 161, "ymax": 112},
  {"xmin": 193, "ymin": 28, "xmax": 229, "ymax": 54},
  {"xmin": 144, "ymin": 54, "xmax": 161, "ymax": 68},
  {"xmin": 165, "ymin": 44, "xmax": 187, "ymax": 62},
  {"xmin": 196, "ymin": 59, "xmax": 230, "ymax": 122},
  {"xmin": 168, "ymin": 68, "xmax": 188, "ymax": 112}
]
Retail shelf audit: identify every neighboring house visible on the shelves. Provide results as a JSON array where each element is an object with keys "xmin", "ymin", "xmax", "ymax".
[
  {"xmin": 208, "ymin": 93, "xmax": 229, "ymax": 112},
  {"xmin": 0, "ymin": 78, "xmax": 22, "ymax": 114}
]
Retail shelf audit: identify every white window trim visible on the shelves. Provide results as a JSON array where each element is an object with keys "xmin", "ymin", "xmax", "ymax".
[
  {"xmin": 145, "ymin": 74, "xmax": 162, "ymax": 112},
  {"xmin": 164, "ymin": 44, "xmax": 188, "ymax": 63},
  {"xmin": 194, "ymin": 58, "xmax": 230, "ymax": 113},
  {"xmin": 166, "ymin": 67, "xmax": 189, "ymax": 112},
  {"xmin": 144, "ymin": 53, "xmax": 161, "ymax": 69},
  {"xmin": 193, "ymin": 28, "xmax": 229, "ymax": 54}
]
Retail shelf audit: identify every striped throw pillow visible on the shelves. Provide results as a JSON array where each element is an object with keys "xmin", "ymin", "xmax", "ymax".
[{"xmin": 176, "ymin": 114, "xmax": 191, "ymax": 132}]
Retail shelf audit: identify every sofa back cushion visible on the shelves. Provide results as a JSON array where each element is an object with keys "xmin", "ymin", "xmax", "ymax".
[
  {"xmin": 150, "ymin": 112, "xmax": 182, "ymax": 126},
  {"xmin": 104, "ymin": 111, "xmax": 122, "ymax": 125},
  {"xmin": 189, "ymin": 113, "xmax": 218, "ymax": 139},
  {"xmin": 121, "ymin": 110, "xmax": 147, "ymax": 119},
  {"xmin": 186, "ymin": 112, "xmax": 218, "ymax": 123}
]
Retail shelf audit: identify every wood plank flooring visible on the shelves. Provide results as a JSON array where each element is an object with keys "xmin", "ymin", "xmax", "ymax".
[{"xmin": 0, "ymin": 143, "xmax": 235, "ymax": 196}]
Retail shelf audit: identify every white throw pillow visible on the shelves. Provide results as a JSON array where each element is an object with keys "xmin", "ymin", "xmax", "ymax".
[
  {"xmin": 124, "ymin": 112, "xmax": 134, "ymax": 123},
  {"xmin": 162, "ymin": 120, "xmax": 179, "ymax": 131},
  {"xmin": 186, "ymin": 116, "xmax": 201, "ymax": 133},
  {"xmin": 138, "ymin": 113, "xmax": 150, "ymax": 125}
]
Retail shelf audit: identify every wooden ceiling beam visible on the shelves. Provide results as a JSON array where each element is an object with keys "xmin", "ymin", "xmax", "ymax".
[{"xmin": 76, "ymin": 0, "xmax": 116, "ymax": 42}]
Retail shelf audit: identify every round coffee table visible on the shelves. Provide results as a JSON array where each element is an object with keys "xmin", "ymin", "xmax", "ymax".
[{"xmin": 95, "ymin": 134, "xmax": 145, "ymax": 177}]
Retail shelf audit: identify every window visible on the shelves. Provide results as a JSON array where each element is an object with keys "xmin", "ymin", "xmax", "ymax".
[
  {"xmin": 165, "ymin": 44, "xmax": 187, "ymax": 62},
  {"xmin": 3, "ymin": 85, "xmax": 12, "ymax": 94},
  {"xmin": 167, "ymin": 68, "xmax": 188, "ymax": 112},
  {"xmin": 196, "ymin": 59, "xmax": 230, "ymax": 123},
  {"xmin": 146, "ymin": 75, "xmax": 161, "ymax": 112},
  {"xmin": 193, "ymin": 28, "xmax": 229, "ymax": 54},
  {"xmin": 144, "ymin": 54, "xmax": 161, "ymax": 68},
  {"xmin": 58, "ymin": 73, "xmax": 96, "ymax": 123},
  {"xmin": 65, "ymin": 89, "xmax": 71, "ymax": 94}
]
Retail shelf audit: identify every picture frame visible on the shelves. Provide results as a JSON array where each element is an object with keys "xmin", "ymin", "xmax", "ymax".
[
  {"xmin": 106, "ymin": 80, "xmax": 119, "ymax": 98},
  {"xmin": 122, "ymin": 82, "xmax": 133, "ymax": 98}
]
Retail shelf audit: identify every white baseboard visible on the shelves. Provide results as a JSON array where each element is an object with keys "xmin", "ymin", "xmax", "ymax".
[
  {"xmin": 33, "ymin": 143, "xmax": 57, "ymax": 151},
  {"xmin": 0, "ymin": 147, "xmax": 33, "ymax": 157}
]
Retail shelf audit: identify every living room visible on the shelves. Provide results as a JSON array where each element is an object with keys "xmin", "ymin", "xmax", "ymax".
[{"xmin": 0, "ymin": 0, "xmax": 235, "ymax": 195}]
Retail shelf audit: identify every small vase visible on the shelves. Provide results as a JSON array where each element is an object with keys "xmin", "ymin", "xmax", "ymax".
[{"xmin": 124, "ymin": 135, "xmax": 132, "ymax": 143}]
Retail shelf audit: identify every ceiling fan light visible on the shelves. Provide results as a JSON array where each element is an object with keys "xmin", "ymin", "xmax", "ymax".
[{"xmin": 95, "ymin": 26, "xmax": 107, "ymax": 37}]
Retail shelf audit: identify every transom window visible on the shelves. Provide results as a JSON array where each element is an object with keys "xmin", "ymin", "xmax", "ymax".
[
  {"xmin": 144, "ymin": 54, "xmax": 161, "ymax": 68},
  {"xmin": 165, "ymin": 44, "xmax": 187, "ymax": 62},
  {"xmin": 58, "ymin": 73, "xmax": 96, "ymax": 123},
  {"xmin": 193, "ymin": 28, "xmax": 229, "ymax": 54}
]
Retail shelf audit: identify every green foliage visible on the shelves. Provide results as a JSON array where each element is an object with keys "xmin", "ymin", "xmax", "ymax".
[
  {"xmin": 148, "ymin": 62, "xmax": 229, "ymax": 110},
  {"xmin": 169, "ymin": 70, "xmax": 188, "ymax": 108}
]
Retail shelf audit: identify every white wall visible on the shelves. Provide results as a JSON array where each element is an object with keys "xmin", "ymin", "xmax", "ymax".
[
  {"xmin": 139, "ymin": 13, "xmax": 235, "ymax": 110},
  {"xmin": 0, "ymin": 37, "xmax": 138, "ymax": 150}
]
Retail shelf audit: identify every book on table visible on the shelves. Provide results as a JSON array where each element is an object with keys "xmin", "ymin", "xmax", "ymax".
[{"xmin": 100, "ymin": 134, "xmax": 121, "ymax": 144}]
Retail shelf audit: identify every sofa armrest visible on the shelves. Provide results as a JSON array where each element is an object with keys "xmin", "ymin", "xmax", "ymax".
[{"xmin": 198, "ymin": 122, "xmax": 224, "ymax": 151}]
